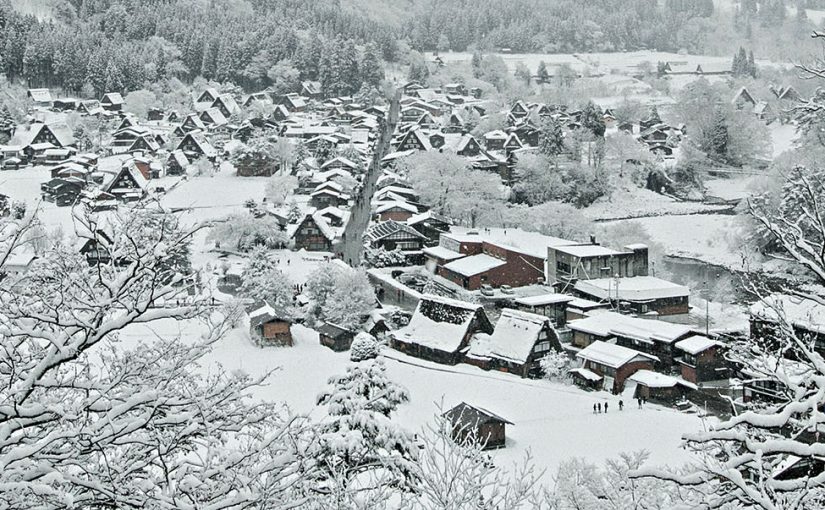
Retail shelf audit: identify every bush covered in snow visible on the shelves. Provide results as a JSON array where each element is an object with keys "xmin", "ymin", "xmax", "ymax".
[
  {"xmin": 350, "ymin": 332, "xmax": 380, "ymax": 361},
  {"xmin": 539, "ymin": 350, "xmax": 572, "ymax": 383},
  {"xmin": 363, "ymin": 246, "xmax": 407, "ymax": 268},
  {"xmin": 305, "ymin": 262, "xmax": 376, "ymax": 329}
]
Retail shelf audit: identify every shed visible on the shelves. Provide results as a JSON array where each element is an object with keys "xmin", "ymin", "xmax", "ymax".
[
  {"xmin": 248, "ymin": 302, "xmax": 294, "ymax": 347},
  {"xmin": 444, "ymin": 402, "xmax": 512, "ymax": 450},
  {"xmin": 318, "ymin": 322, "xmax": 357, "ymax": 352}
]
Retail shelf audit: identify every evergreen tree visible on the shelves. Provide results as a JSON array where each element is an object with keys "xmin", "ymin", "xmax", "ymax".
[
  {"xmin": 315, "ymin": 359, "xmax": 418, "ymax": 491},
  {"xmin": 537, "ymin": 60, "xmax": 549, "ymax": 84},
  {"xmin": 709, "ymin": 108, "xmax": 729, "ymax": 162},
  {"xmin": 470, "ymin": 50, "xmax": 483, "ymax": 78},
  {"xmin": 581, "ymin": 101, "xmax": 606, "ymax": 138},
  {"xmin": 359, "ymin": 42, "xmax": 384, "ymax": 88},
  {"xmin": 539, "ymin": 116, "xmax": 565, "ymax": 157},
  {"xmin": 747, "ymin": 49, "xmax": 757, "ymax": 78}
]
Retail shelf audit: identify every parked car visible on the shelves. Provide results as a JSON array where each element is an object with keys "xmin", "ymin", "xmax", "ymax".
[
  {"xmin": 480, "ymin": 284, "xmax": 494, "ymax": 296},
  {"xmin": 2, "ymin": 157, "xmax": 22, "ymax": 170},
  {"xmin": 499, "ymin": 285, "xmax": 514, "ymax": 295}
]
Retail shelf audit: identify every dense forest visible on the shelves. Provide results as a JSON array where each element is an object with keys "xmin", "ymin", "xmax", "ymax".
[{"xmin": 0, "ymin": 0, "xmax": 815, "ymax": 96}]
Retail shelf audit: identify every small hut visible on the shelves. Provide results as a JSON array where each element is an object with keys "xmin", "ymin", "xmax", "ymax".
[
  {"xmin": 444, "ymin": 402, "xmax": 512, "ymax": 450},
  {"xmin": 248, "ymin": 302, "xmax": 294, "ymax": 347},
  {"xmin": 318, "ymin": 322, "xmax": 357, "ymax": 352}
]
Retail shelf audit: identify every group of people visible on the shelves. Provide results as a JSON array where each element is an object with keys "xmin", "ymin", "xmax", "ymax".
[{"xmin": 593, "ymin": 397, "xmax": 648, "ymax": 414}]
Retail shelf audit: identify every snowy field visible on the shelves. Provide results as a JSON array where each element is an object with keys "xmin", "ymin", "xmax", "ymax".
[
  {"xmin": 583, "ymin": 186, "xmax": 731, "ymax": 221},
  {"xmin": 620, "ymin": 213, "xmax": 758, "ymax": 270},
  {"xmin": 116, "ymin": 319, "xmax": 707, "ymax": 483}
]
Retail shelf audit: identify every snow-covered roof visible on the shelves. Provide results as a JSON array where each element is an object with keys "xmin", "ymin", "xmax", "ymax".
[
  {"xmin": 392, "ymin": 294, "xmax": 487, "ymax": 353},
  {"xmin": 569, "ymin": 367, "xmax": 603, "ymax": 381},
  {"xmin": 468, "ymin": 308, "xmax": 552, "ymax": 364},
  {"xmin": 553, "ymin": 244, "xmax": 628, "ymax": 258},
  {"xmin": 568, "ymin": 311, "xmax": 694, "ymax": 344},
  {"xmin": 442, "ymin": 254, "xmax": 506, "ymax": 277},
  {"xmin": 422, "ymin": 245, "xmax": 464, "ymax": 261},
  {"xmin": 750, "ymin": 294, "xmax": 825, "ymax": 335},
  {"xmin": 675, "ymin": 335, "xmax": 724, "ymax": 355},
  {"xmin": 628, "ymin": 370, "xmax": 697, "ymax": 390},
  {"xmin": 365, "ymin": 220, "xmax": 426, "ymax": 243},
  {"xmin": 407, "ymin": 210, "xmax": 452, "ymax": 227},
  {"xmin": 375, "ymin": 200, "xmax": 419, "ymax": 214},
  {"xmin": 381, "ymin": 149, "xmax": 416, "ymax": 162},
  {"xmin": 576, "ymin": 340, "xmax": 658, "ymax": 368},
  {"xmin": 574, "ymin": 276, "xmax": 689, "ymax": 303},
  {"xmin": 447, "ymin": 226, "xmax": 576, "ymax": 259},
  {"xmin": 515, "ymin": 293, "xmax": 575, "ymax": 307}
]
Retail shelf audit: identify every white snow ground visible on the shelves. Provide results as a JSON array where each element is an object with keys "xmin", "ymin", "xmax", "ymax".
[{"xmin": 117, "ymin": 318, "xmax": 707, "ymax": 484}]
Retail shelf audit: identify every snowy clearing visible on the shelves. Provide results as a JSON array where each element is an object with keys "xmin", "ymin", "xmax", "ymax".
[
  {"xmin": 583, "ymin": 186, "xmax": 731, "ymax": 221},
  {"xmin": 618, "ymin": 213, "xmax": 760, "ymax": 270},
  {"xmin": 121, "ymin": 320, "xmax": 708, "ymax": 483}
]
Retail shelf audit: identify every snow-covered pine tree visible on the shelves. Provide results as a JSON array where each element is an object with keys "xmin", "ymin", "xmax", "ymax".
[{"xmin": 314, "ymin": 359, "xmax": 418, "ymax": 494}]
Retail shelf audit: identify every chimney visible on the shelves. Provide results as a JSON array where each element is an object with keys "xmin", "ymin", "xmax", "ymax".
[{"xmin": 590, "ymin": 235, "xmax": 597, "ymax": 245}]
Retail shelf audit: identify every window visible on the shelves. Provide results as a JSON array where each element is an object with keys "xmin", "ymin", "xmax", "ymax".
[
  {"xmin": 533, "ymin": 341, "xmax": 551, "ymax": 354},
  {"xmin": 395, "ymin": 241, "xmax": 419, "ymax": 250}
]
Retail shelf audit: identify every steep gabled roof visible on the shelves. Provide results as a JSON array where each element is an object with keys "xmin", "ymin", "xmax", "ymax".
[
  {"xmin": 365, "ymin": 220, "xmax": 427, "ymax": 242},
  {"xmin": 393, "ymin": 294, "xmax": 491, "ymax": 353},
  {"xmin": 468, "ymin": 308, "xmax": 554, "ymax": 364}
]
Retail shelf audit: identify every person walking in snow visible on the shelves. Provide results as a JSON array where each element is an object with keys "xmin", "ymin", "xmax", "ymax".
[
  {"xmin": 638, "ymin": 398, "xmax": 642, "ymax": 409},
  {"xmin": 604, "ymin": 402, "xmax": 608, "ymax": 413},
  {"xmin": 619, "ymin": 400, "xmax": 624, "ymax": 411},
  {"xmin": 593, "ymin": 403, "xmax": 597, "ymax": 414},
  {"xmin": 597, "ymin": 403, "xmax": 601, "ymax": 413}
]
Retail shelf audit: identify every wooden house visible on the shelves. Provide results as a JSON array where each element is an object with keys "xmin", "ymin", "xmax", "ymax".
[
  {"xmin": 292, "ymin": 212, "xmax": 338, "ymax": 252},
  {"xmin": 750, "ymin": 294, "xmax": 825, "ymax": 358},
  {"xmin": 455, "ymin": 134, "xmax": 483, "ymax": 157},
  {"xmin": 177, "ymin": 114, "xmax": 207, "ymax": 135},
  {"xmin": 100, "ymin": 163, "xmax": 148, "ymax": 202},
  {"xmin": 301, "ymin": 81, "xmax": 323, "ymax": 99},
  {"xmin": 310, "ymin": 188, "xmax": 349, "ymax": 208},
  {"xmin": 572, "ymin": 340, "xmax": 658, "ymax": 394},
  {"xmin": 375, "ymin": 201, "xmax": 418, "ymax": 222},
  {"xmin": 211, "ymin": 94, "xmax": 241, "ymax": 119},
  {"xmin": 318, "ymin": 322, "xmax": 357, "ymax": 352},
  {"xmin": 572, "ymin": 276, "xmax": 690, "ymax": 316},
  {"xmin": 248, "ymin": 301, "xmax": 294, "ymax": 347},
  {"xmin": 176, "ymin": 132, "xmax": 217, "ymax": 161},
  {"xmin": 465, "ymin": 309, "xmax": 562, "ymax": 378},
  {"xmin": 365, "ymin": 220, "xmax": 427, "ymax": 257},
  {"xmin": 278, "ymin": 93, "xmax": 307, "ymax": 112},
  {"xmin": 406, "ymin": 211, "xmax": 452, "ymax": 246},
  {"xmin": 674, "ymin": 335, "xmax": 727, "ymax": 384},
  {"xmin": 196, "ymin": 88, "xmax": 220, "ymax": 104},
  {"xmin": 100, "ymin": 93, "xmax": 124, "ymax": 112},
  {"xmin": 567, "ymin": 311, "xmax": 694, "ymax": 369},
  {"xmin": 391, "ymin": 294, "xmax": 493, "ymax": 365},
  {"xmin": 509, "ymin": 101, "xmax": 530, "ymax": 118},
  {"xmin": 27, "ymin": 88, "xmax": 53, "ymax": 107},
  {"xmin": 444, "ymin": 402, "xmax": 512, "ymax": 450},
  {"xmin": 731, "ymin": 87, "xmax": 757, "ymax": 110},
  {"xmin": 199, "ymin": 107, "xmax": 228, "ymax": 127},
  {"xmin": 166, "ymin": 150, "xmax": 189, "ymax": 175},
  {"xmin": 627, "ymin": 370, "xmax": 697, "ymax": 403},
  {"xmin": 40, "ymin": 177, "xmax": 83, "ymax": 206},
  {"xmin": 394, "ymin": 128, "xmax": 432, "ymax": 152}
]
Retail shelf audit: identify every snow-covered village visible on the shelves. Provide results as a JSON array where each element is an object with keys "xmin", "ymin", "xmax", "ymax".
[{"xmin": 0, "ymin": 0, "xmax": 824, "ymax": 508}]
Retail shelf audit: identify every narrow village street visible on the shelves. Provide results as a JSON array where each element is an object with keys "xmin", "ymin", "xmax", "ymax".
[{"xmin": 339, "ymin": 90, "xmax": 400, "ymax": 266}]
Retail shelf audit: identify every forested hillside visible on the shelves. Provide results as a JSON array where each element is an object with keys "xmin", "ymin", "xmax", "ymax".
[{"xmin": 0, "ymin": 0, "xmax": 810, "ymax": 96}]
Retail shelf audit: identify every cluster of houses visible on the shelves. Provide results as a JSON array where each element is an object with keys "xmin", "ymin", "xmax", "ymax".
[{"xmin": 731, "ymin": 85, "xmax": 799, "ymax": 125}]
